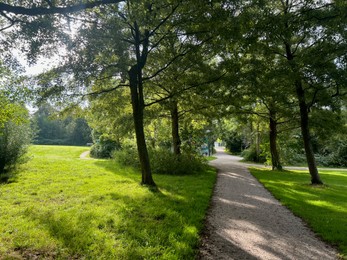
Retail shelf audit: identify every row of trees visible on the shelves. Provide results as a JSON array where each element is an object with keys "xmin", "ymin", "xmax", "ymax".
[
  {"xmin": 32, "ymin": 104, "xmax": 92, "ymax": 146},
  {"xmin": 0, "ymin": 0, "xmax": 346, "ymax": 186}
]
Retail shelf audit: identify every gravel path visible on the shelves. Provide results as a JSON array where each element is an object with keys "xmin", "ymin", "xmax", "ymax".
[
  {"xmin": 198, "ymin": 147, "xmax": 338, "ymax": 260},
  {"xmin": 79, "ymin": 150, "xmax": 91, "ymax": 159}
]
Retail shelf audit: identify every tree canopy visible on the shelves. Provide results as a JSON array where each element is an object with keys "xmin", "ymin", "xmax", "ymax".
[{"xmin": 0, "ymin": 0, "xmax": 346, "ymax": 185}]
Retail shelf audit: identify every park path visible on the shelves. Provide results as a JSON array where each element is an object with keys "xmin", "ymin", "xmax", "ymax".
[{"xmin": 198, "ymin": 147, "xmax": 338, "ymax": 260}]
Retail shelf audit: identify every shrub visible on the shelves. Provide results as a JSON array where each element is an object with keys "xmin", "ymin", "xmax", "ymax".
[
  {"xmin": 90, "ymin": 138, "xmax": 121, "ymax": 158},
  {"xmin": 113, "ymin": 147, "xmax": 140, "ymax": 169},
  {"xmin": 0, "ymin": 120, "xmax": 32, "ymax": 173},
  {"xmin": 149, "ymin": 149, "xmax": 207, "ymax": 175},
  {"xmin": 113, "ymin": 146, "xmax": 207, "ymax": 175},
  {"xmin": 325, "ymin": 141, "xmax": 347, "ymax": 167},
  {"xmin": 241, "ymin": 146, "xmax": 266, "ymax": 163}
]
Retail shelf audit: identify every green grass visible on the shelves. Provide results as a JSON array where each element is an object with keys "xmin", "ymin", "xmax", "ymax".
[
  {"xmin": 250, "ymin": 168, "xmax": 347, "ymax": 259},
  {"xmin": 0, "ymin": 145, "xmax": 216, "ymax": 259},
  {"xmin": 205, "ymin": 156, "xmax": 217, "ymax": 161}
]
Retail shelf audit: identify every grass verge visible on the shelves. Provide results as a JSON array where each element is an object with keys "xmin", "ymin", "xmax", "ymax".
[
  {"xmin": 205, "ymin": 156, "xmax": 217, "ymax": 161},
  {"xmin": 0, "ymin": 145, "xmax": 216, "ymax": 259},
  {"xmin": 250, "ymin": 168, "xmax": 347, "ymax": 259}
]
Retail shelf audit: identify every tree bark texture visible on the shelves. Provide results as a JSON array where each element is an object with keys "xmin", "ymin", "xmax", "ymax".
[
  {"xmin": 269, "ymin": 109, "xmax": 282, "ymax": 171},
  {"xmin": 170, "ymin": 100, "xmax": 181, "ymax": 155}
]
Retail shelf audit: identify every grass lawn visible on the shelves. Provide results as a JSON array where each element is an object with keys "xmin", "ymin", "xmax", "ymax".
[
  {"xmin": 0, "ymin": 145, "xmax": 216, "ymax": 259},
  {"xmin": 250, "ymin": 168, "xmax": 347, "ymax": 259}
]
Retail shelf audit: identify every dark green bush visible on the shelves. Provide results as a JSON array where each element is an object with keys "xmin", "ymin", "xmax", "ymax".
[
  {"xmin": 324, "ymin": 142, "xmax": 347, "ymax": 167},
  {"xmin": 90, "ymin": 138, "xmax": 121, "ymax": 158},
  {"xmin": 241, "ymin": 146, "xmax": 266, "ymax": 163},
  {"xmin": 149, "ymin": 149, "xmax": 207, "ymax": 175},
  {"xmin": 113, "ymin": 147, "xmax": 140, "ymax": 168},
  {"xmin": 225, "ymin": 133, "xmax": 245, "ymax": 154},
  {"xmin": 113, "ymin": 146, "xmax": 207, "ymax": 175}
]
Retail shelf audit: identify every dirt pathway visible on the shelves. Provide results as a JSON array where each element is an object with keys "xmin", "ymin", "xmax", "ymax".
[
  {"xmin": 79, "ymin": 150, "xmax": 91, "ymax": 159},
  {"xmin": 198, "ymin": 147, "xmax": 338, "ymax": 260}
]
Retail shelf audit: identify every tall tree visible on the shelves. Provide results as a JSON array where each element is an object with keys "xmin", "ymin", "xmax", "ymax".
[
  {"xmin": 237, "ymin": 0, "xmax": 347, "ymax": 184},
  {"xmin": 34, "ymin": 0, "xmax": 213, "ymax": 186}
]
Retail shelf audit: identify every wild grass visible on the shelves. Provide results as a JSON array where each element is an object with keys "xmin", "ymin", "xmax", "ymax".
[
  {"xmin": 250, "ymin": 168, "xmax": 347, "ymax": 259},
  {"xmin": 0, "ymin": 145, "xmax": 216, "ymax": 259},
  {"xmin": 205, "ymin": 156, "xmax": 217, "ymax": 161}
]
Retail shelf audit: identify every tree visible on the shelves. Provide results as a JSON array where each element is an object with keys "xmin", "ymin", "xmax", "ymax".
[
  {"xmin": 32, "ymin": 103, "xmax": 92, "ymax": 145},
  {"xmin": 33, "ymin": 0, "xmax": 214, "ymax": 186},
  {"xmin": 236, "ymin": 0, "xmax": 347, "ymax": 184}
]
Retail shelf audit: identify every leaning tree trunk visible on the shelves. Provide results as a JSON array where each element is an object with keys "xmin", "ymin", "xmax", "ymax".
[
  {"xmin": 170, "ymin": 100, "xmax": 181, "ymax": 156},
  {"xmin": 295, "ymin": 79, "xmax": 323, "ymax": 184},
  {"xmin": 269, "ymin": 109, "xmax": 282, "ymax": 171},
  {"xmin": 129, "ymin": 66, "xmax": 155, "ymax": 186},
  {"xmin": 285, "ymin": 42, "xmax": 323, "ymax": 184}
]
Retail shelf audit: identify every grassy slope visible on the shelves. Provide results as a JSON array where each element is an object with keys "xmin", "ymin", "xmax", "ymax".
[
  {"xmin": 0, "ymin": 145, "xmax": 216, "ymax": 259},
  {"xmin": 250, "ymin": 168, "xmax": 347, "ymax": 259}
]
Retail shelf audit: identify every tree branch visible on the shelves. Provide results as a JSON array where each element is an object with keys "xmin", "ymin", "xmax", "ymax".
[{"xmin": 0, "ymin": 0, "xmax": 123, "ymax": 16}]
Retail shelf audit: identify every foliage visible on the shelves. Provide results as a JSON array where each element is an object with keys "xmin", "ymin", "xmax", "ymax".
[
  {"xmin": 250, "ymin": 168, "xmax": 347, "ymax": 258},
  {"xmin": 90, "ymin": 136, "xmax": 121, "ymax": 159},
  {"xmin": 114, "ymin": 144, "xmax": 208, "ymax": 175},
  {"xmin": 32, "ymin": 104, "xmax": 92, "ymax": 146},
  {"xmin": 241, "ymin": 146, "xmax": 266, "ymax": 164},
  {"xmin": 0, "ymin": 145, "xmax": 216, "ymax": 259},
  {"xmin": 0, "ymin": 104, "xmax": 32, "ymax": 174},
  {"xmin": 150, "ymin": 148, "xmax": 207, "ymax": 175},
  {"xmin": 113, "ymin": 145, "xmax": 140, "ymax": 169},
  {"xmin": 328, "ymin": 141, "xmax": 347, "ymax": 167}
]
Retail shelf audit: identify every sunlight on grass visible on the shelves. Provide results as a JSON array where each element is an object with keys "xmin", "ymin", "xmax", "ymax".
[
  {"xmin": 250, "ymin": 168, "xmax": 347, "ymax": 259},
  {"xmin": 0, "ymin": 145, "xmax": 216, "ymax": 259}
]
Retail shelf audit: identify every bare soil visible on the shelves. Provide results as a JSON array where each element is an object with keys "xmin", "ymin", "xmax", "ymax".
[{"xmin": 198, "ymin": 147, "xmax": 338, "ymax": 260}]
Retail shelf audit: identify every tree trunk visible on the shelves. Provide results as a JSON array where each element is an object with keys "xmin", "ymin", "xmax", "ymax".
[
  {"xmin": 256, "ymin": 122, "xmax": 260, "ymax": 162},
  {"xmin": 285, "ymin": 41, "xmax": 323, "ymax": 184},
  {"xmin": 170, "ymin": 100, "xmax": 181, "ymax": 155},
  {"xmin": 295, "ymin": 79, "xmax": 323, "ymax": 184},
  {"xmin": 129, "ymin": 66, "xmax": 155, "ymax": 186},
  {"xmin": 269, "ymin": 109, "xmax": 282, "ymax": 170}
]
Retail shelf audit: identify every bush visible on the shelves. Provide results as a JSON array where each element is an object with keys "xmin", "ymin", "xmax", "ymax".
[
  {"xmin": 324, "ymin": 141, "xmax": 347, "ymax": 167},
  {"xmin": 90, "ymin": 138, "xmax": 121, "ymax": 158},
  {"xmin": 241, "ymin": 146, "xmax": 266, "ymax": 163},
  {"xmin": 113, "ymin": 146, "xmax": 207, "ymax": 175},
  {"xmin": 113, "ymin": 147, "xmax": 140, "ymax": 168},
  {"xmin": 150, "ymin": 149, "xmax": 207, "ymax": 175},
  {"xmin": 225, "ymin": 133, "xmax": 245, "ymax": 154},
  {"xmin": 0, "ymin": 120, "xmax": 32, "ymax": 173}
]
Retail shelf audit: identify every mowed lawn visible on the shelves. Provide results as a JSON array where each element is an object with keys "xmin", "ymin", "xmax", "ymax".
[
  {"xmin": 250, "ymin": 168, "xmax": 347, "ymax": 259},
  {"xmin": 0, "ymin": 145, "xmax": 216, "ymax": 259}
]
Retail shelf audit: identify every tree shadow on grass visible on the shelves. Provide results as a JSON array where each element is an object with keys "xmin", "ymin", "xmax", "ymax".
[
  {"xmin": 0, "ymin": 169, "xmax": 19, "ymax": 184},
  {"xmin": 22, "ymin": 160, "xmax": 215, "ymax": 259}
]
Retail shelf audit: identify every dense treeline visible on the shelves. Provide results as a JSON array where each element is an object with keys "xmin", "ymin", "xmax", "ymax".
[{"xmin": 32, "ymin": 104, "xmax": 92, "ymax": 146}]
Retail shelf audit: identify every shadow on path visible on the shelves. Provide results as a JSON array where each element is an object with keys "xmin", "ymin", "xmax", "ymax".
[{"xmin": 198, "ymin": 147, "xmax": 338, "ymax": 260}]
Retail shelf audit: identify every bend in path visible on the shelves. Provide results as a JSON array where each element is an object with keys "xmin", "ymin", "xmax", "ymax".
[
  {"xmin": 79, "ymin": 150, "xmax": 91, "ymax": 160},
  {"xmin": 198, "ymin": 147, "xmax": 338, "ymax": 260}
]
